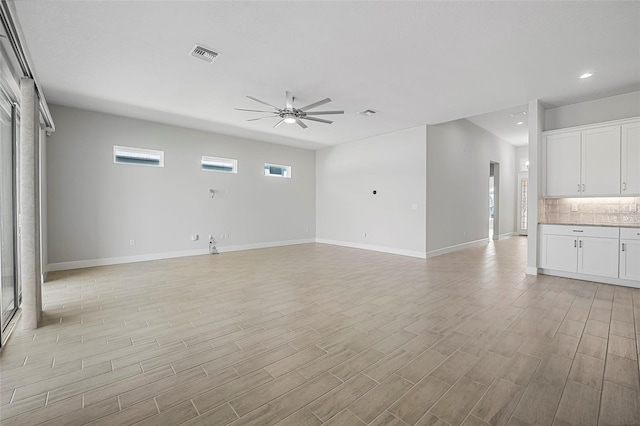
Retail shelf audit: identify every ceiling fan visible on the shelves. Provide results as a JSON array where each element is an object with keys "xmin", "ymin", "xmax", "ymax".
[{"xmin": 236, "ymin": 91, "xmax": 344, "ymax": 129}]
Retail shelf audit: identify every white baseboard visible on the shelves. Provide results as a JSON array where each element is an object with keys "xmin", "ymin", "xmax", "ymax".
[
  {"xmin": 315, "ymin": 239, "xmax": 427, "ymax": 259},
  {"xmin": 217, "ymin": 239, "xmax": 316, "ymax": 253},
  {"xmin": 47, "ymin": 239, "xmax": 316, "ymax": 272},
  {"xmin": 497, "ymin": 232, "xmax": 517, "ymax": 240},
  {"xmin": 525, "ymin": 266, "xmax": 538, "ymax": 275},
  {"xmin": 426, "ymin": 238, "xmax": 488, "ymax": 258},
  {"xmin": 539, "ymin": 268, "xmax": 640, "ymax": 289}
]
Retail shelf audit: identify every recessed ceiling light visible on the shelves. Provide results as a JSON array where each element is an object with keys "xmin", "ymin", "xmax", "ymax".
[
  {"xmin": 516, "ymin": 121, "xmax": 524, "ymax": 125},
  {"xmin": 579, "ymin": 72, "xmax": 594, "ymax": 79}
]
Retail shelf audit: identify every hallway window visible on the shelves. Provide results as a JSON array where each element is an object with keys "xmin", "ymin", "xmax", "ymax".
[{"xmin": 520, "ymin": 177, "xmax": 528, "ymax": 230}]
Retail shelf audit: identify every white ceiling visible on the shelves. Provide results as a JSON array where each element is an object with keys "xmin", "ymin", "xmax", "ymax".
[
  {"xmin": 12, "ymin": 1, "xmax": 640, "ymax": 150},
  {"xmin": 467, "ymin": 105, "xmax": 529, "ymax": 147}
]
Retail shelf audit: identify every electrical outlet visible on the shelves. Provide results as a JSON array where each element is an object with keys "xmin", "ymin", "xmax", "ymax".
[
  {"xmin": 129, "ymin": 239, "xmax": 135, "ymax": 246},
  {"xmin": 363, "ymin": 232, "xmax": 367, "ymax": 238},
  {"xmin": 208, "ymin": 234, "xmax": 213, "ymax": 239},
  {"xmin": 571, "ymin": 203, "xmax": 578, "ymax": 212},
  {"xmin": 191, "ymin": 234, "xmax": 199, "ymax": 241}
]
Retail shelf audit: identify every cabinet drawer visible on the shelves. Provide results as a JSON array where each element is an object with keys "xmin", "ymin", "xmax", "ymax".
[
  {"xmin": 541, "ymin": 224, "xmax": 619, "ymax": 238},
  {"xmin": 621, "ymin": 227, "xmax": 640, "ymax": 240}
]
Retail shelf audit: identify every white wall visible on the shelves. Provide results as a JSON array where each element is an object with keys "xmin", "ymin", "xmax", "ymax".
[
  {"xmin": 47, "ymin": 105, "xmax": 315, "ymax": 268},
  {"xmin": 516, "ymin": 146, "xmax": 529, "ymax": 174},
  {"xmin": 426, "ymin": 119, "xmax": 517, "ymax": 253},
  {"xmin": 316, "ymin": 126, "xmax": 427, "ymax": 257},
  {"xmin": 545, "ymin": 91, "xmax": 640, "ymax": 130}
]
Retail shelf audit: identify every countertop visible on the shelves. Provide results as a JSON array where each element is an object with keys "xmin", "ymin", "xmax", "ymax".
[{"xmin": 540, "ymin": 222, "xmax": 640, "ymax": 228}]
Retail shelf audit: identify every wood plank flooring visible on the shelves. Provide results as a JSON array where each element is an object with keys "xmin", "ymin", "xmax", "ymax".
[{"xmin": 1, "ymin": 238, "xmax": 639, "ymax": 425}]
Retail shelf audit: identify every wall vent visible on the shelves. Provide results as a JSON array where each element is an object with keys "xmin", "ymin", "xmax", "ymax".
[{"xmin": 190, "ymin": 44, "xmax": 220, "ymax": 63}]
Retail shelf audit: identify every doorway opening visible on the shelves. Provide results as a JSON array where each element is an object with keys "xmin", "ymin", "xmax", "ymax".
[{"xmin": 489, "ymin": 162, "xmax": 500, "ymax": 240}]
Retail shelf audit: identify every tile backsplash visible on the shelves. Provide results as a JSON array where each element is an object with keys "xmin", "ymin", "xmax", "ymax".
[{"xmin": 540, "ymin": 197, "xmax": 640, "ymax": 226}]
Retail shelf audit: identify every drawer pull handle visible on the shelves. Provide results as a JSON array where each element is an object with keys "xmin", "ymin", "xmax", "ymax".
[
  {"xmin": 577, "ymin": 183, "xmax": 580, "ymax": 192},
  {"xmin": 579, "ymin": 240, "xmax": 583, "ymax": 249},
  {"xmin": 622, "ymin": 243, "xmax": 626, "ymax": 252},
  {"xmin": 622, "ymin": 182, "xmax": 627, "ymax": 191},
  {"xmin": 572, "ymin": 230, "xmax": 584, "ymax": 232},
  {"xmin": 574, "ymin": 240, "xmax": 577, "ymax": 248}
]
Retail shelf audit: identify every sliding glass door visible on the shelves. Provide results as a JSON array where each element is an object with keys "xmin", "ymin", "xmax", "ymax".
[{"xmin": 0, "ymin": 95, "xmax": 18, "ymax": 339}]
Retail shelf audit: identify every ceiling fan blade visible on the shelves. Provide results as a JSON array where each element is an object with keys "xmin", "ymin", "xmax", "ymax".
[
  {"xmin": 235, "ymin": 108, "xmax": 278, "ymax": 113},
  {"xmin": 303, "ymin": 110, "xmax": 344, "ymax": 115},
  {"xmin": 302, "ymin": 116, "xmax": 333, "ymax": 124},
  {"xmin": 273, "ymin": 119, "xmax": 285, "ymax": 128},
  {"xmin": 300, "ymin": 98, "xmax": 332, "ymax": 111},
  {"xmin": 285, "ymin": 91, "xmax": 294, "ymax": 110},
  {"xmin": 247, "ymin": 116, "xmax": 276, "ymax": 121},
  {"xmin": 247, "ymin": 96, "xmax": 280, "ymax": 110},
  {"xmin": 295, "ymin": 118, "xmax": 308, "ymax": 129}
]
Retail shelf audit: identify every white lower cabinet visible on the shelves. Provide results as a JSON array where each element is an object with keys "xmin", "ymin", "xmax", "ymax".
[
  {"xmin": 540, "ymin": 225, "xmax": 622, "ymax": 282},
  {"xmin": 620, "ymin": 228, "xmax": 640, "ymax": 281},
  {"xmin": 541, "ymin": 233, "xmax": 578, "ymax": 273},
  {"xmin": 578, "ymin": 236, "xmax": 619, "ymax": 278}
]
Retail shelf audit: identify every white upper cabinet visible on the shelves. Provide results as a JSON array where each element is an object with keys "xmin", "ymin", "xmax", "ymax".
[
  {"xmin": 544, "ymin": 118, "xmax": 638, "ymax": 197},
  {"xmin": 546, "ymin": 131, "xmax": 581, "ymax": 197},
  {"xmin": 622, "ymin": 122, "xmax": 640, "ymax": 195},
  {"xmin": 581, "ymin": 126, "xmax": 621, "ymax": 196}
]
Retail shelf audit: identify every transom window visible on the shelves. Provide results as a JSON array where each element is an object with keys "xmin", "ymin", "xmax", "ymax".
[
  {"xmin": 114, "ymin": 145, "xmax": 164, "ymax": 167},
  {"xmin": 264, "ymin": 163, "xmax": 291, "ymax": 178},
  {"xmin": 201, "ymin": 156, "xmax": 237, "ymax": 173}
]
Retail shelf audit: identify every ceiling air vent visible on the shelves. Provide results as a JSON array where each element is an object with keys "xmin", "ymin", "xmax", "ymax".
[{"xmin": 190, "ymin": 44, "xmax": 220, "ymax": 64}]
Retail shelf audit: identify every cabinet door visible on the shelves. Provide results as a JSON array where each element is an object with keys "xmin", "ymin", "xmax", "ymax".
[
  {"xmin": 546, "ymin": 132, "xmax": 581, "ymax": 197},
  {"xmin": 622, "ymin": 123, "xmax": 640, "ymax": 195},
  {"xmin": 542, "ymin": 234, "xmax": 577, "ymax": 272},
  {"xmin": 620, "ymin": 239, "xmax": 640, "ymax": 282},
  {"xmin": 578, "ymin": 237, "xmax": 619, "ymax": 278},
  {"xmin": 581, "ymin": 126, "xmax": 621, "ymax": 196}
]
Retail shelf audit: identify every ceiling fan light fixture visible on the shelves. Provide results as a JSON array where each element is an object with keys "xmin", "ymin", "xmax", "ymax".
[{"xmin": 239, "ymin": 92, "xmax": 343, "ymax": 129}]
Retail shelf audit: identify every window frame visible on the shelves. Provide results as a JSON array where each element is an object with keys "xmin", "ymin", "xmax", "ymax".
[
  {"xmin": 113, "ymin": 145, "xmax": 164, "ymax": 167},
  {"xmin": 264, "ymin": 163, "xmax": 291, "ymax": 179},
  {"xmin": 201, "ymin": 155, "xmax": 237, "ymax": 174}
]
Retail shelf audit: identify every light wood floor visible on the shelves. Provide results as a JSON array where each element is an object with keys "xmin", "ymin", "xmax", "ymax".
[{"xmin": 1, "ymin": 238, "xmax": 639, "ymax": 425}]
